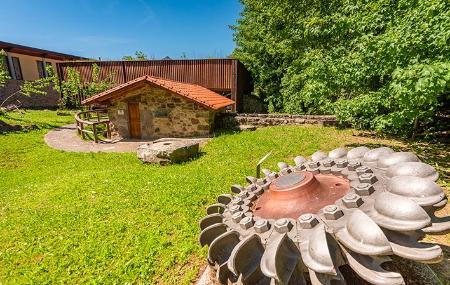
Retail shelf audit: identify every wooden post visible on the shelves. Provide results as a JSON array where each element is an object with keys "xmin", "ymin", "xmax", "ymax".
[
  {"xmin": 106, "ymin": 122, "xmax": 111, "ymax": 139},
  {"xmin": 76, "ymin": 121, "xmax": 81, "ymax": 135},
  {"xmin": 81, "ymin": 123, "xmax": 85, "ymax": 139},
  {"xmin": 93, "ymin": 124, "xmax": 98, "ymax": 143},
  {"xmin": 231, "ymin": 60, "xmax": 238, "ymax": 112}
]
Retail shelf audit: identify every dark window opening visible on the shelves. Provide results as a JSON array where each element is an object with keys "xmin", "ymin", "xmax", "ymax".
[
  {"xmin": 11, "ymin": 57, "xmax": 23, "ymax": 80},
  {"xmin": 37, "ymin": 61, "xmax": 52, "ymax": 78}
]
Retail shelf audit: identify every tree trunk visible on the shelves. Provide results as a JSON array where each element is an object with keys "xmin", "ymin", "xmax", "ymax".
[{"xmin": 411, "ymin": 117, "xmax": 419, "ymax": 140}]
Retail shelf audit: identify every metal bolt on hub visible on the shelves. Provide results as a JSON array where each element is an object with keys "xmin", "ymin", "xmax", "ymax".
[
  {"xmin": 229, "ymin": 204, "xmax": 241, "ymax": 214},
  {"xmin": 254, "ymin": 186, "xmax": 264, "ymax": 196},
  {"xmin": 323, "ymin": 205, "xmax": 344, "ymax": 220},
  {"xmin": 356, "ymin": 165, "xmax": 373, "ymax": 175},
  {"xmin": 319, "ymin": 167, "xmax": 332, "ymax": 174},
  {"xmin": 256, "ymin": 178, "xmax": 266, "ymax": 185},
  {"xmin": 354, "ymin": 183, "xmax": 375, "ymax": 196},
  {"xmin": 238, "ymin": 192, "xmax": 248, "ymax": 198},
  {"xmin": 298, "ymin": 213, "xmax": 319, "ymax": 229},
  {"xmin": 336, "ymin": 159, "xmax": 348, "ymax": 168},
  {"xmin": 274, "ymin": 218, "xmax": 293, "ymax": 233},
  {"xmin": 232, "ymin": 197, "xmax": 244, "ymax": 205},
  {"xmin": 232, "ymin": 212, "xmax": 244, "ymax": 223},
  {"xmin": 239, "ymin": 216, "xmax": 254, "ymax": 230},
  {"xmin": 322, "ymin": 159, "xmax": 335, "ymax": 167},
  {"xmin": 343, "ymin": 193, "xmax": 364, "ymax": 208},
  {"xmin": 308, "ymin": 166, "xmax": 320, "ymax": 174},
  {"xmin": 246, "ymin": 184, "xmax": 257, "ymax": 191},
  {"xmin": 268, "ymin": 172, "xmax": 278, "ymax": 180},
  {"xmin": 308, "ymin": 161, "xmax": 320, "ymax": 168},
  {"xmin": 359, "ymin": 173, "xmax": 378, "ymax": 184},
  {"xmin": 246, "ymin": 193, "xmax": 257, "ymax": 202},
  {"xmin": 254, "ymin": 219, "xmax": 270, "ymax": 233},
  {"xmin": 348, "ymin": 161, "xmax": 361, "ymax": 171},
  {"xmin": 281, "ymin": 167, "xmax": 292, "ymax": 175}
]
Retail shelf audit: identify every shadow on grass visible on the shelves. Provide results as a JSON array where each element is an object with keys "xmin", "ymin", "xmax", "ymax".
[
  {"xmin": 212, "ymin": 128, "xmax": 252, "ymax": 138},
  {"xmin": 428, "ymin": 244, "xmax": 450, "ymax": 283},
  {"xmin": 0, "ymin": 111, "xmax": 66, "ymax": 133}
]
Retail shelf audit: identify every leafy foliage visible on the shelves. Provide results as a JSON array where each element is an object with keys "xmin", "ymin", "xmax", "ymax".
[
  {"xmin": 122, "ymin": 51, "xmax": 148, "ymax": 61},
  {"xmin": 21, "ymin": 65, "xmax": 58, "ymax": 96},
  {"xmin": 0, "ymin": 50, "xmax": 10, "ymax": 88},
  {"xmin": 59, "ymin": 66, "xmax": 82, "ymax": 108},
  {"xmin": 233, "ymin": 0, "xmax": 450, "ymax": 135},
  {"xmin": 59, "ymin": 64, "xmax": 114, "ymax": 108}
]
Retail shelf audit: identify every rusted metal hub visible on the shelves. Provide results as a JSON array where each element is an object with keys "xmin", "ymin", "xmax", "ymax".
[
  {"xmin": 199, "ymin": 147, "xmax": 449, "ymax": 285},
  {"xmin": 254, "ymin": 172, "xmax": 350, "ymax": 219}
]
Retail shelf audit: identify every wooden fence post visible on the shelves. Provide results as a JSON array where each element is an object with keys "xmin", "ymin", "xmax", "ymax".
[
  {"xmin": 93, "ymin": 124, "xmax": 98, "ymax": 143},
  {"xmin": 81, "ymin": 123, "xmax": 85, "ymax": 139},
  {"xmin": 106, "ymin": 123, "xmax": 111, "ymax": 139}
]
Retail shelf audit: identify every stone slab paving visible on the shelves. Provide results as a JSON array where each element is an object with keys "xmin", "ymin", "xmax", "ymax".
[{"xmin": 44, "ymin": 124, "xmax": 209, "ymax": 153}]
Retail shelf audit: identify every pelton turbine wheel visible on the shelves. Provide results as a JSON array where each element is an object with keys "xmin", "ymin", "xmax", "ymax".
[{"xmin": 199, "ymin": 147, "xmax": 449, "ymax": 285}]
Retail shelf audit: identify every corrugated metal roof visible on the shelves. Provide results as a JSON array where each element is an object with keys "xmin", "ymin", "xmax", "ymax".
[{"xmin": 82, "ymin": 75, "xmax": 235, "ymax": 110}]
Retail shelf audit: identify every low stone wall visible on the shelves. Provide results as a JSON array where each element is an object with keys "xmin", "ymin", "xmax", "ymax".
[
  {"xmin": 216, "ymin": 112, "xmax": 337, "ymax": 129},
  {"xmin": 0, "ymin": 79, "xmax": 60, "ymax": 108}
]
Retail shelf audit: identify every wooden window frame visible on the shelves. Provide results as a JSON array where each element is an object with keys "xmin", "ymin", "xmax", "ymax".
[
  {"xmin": 37, "ymin": 60, "xmax": 45, "ymax": 78},
  {"xmin": 37, "ymin": 61, "xmax": 52, "ymax": 78},
  {"xmin": 11, "ymin": 57, "xmax": 23, "ymax": 80}
]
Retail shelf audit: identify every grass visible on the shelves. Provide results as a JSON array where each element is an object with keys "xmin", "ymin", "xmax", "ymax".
[{"xmin": 0, "ymin": 110, "xmax": 448, "ymax": 284}]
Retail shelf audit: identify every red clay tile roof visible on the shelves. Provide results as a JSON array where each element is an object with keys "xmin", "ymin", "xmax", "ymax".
[{"xmin": 81, "ymin": 75, "xmax": 235, "ymax": 110}]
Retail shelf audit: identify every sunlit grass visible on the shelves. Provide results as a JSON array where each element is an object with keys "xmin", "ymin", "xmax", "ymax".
[{"xmin": 0, "ymin": 110, "xmax": 448, "ymax": 283}]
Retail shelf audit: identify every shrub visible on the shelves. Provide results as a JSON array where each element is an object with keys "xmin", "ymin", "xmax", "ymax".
[{"xmin": 233, "ymin": 0, "xmax": 450, "ymax": 136}]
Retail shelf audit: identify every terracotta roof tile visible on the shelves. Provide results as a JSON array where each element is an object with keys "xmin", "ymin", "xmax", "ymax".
[{"xmin": 82, "ymin": 75, "xmax": 235, "ymax": 110}]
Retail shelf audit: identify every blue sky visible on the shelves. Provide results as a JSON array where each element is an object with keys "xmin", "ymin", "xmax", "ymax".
[{"xmin": 0, "ymin": 0, "xmax": 242, "ymax": 60}]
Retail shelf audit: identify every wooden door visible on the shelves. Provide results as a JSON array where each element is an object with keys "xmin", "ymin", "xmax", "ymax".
[{"xmin": 128, "ymin": 102, "xmax": 141, "ymax": 138}]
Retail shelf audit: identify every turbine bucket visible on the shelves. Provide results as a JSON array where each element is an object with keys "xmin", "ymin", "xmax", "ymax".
[{"xmin": 199, "ymin": 147, "xmax": 448, "ymax": 284}]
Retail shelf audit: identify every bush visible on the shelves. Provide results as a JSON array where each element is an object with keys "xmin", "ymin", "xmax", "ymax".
[{"xmin": 233, "ymin": 0, "xmax": 450, "ymax": 136}]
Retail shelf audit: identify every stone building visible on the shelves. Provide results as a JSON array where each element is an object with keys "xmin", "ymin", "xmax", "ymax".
[{"xmin": 82, "ymin": 76, "xmax": 234, "ymax": 139}]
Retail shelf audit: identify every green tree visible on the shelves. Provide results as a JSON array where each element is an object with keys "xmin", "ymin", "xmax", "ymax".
[
  {"xmin": 0, "ymin": 50, "xmax": 10, "ymax": 88},
  {"xmin": 233, "ymin": 0, "xmax": 450, "ymax": 136},
  {"xmin": 59, "ymin": 64, "xmax": 114, "ymax": 108},
  {"xmin": 122, "ymin": 51, "xmax": 148, "ymax": 61},
  {"xmin": 59, "ymin": 67, "xmax": 82, "ymax": 108}
]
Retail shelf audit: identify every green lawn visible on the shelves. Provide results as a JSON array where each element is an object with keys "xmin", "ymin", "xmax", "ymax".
[{"xmin": 0, "ymin": 110, "xmax": 448, "ymax": 284}]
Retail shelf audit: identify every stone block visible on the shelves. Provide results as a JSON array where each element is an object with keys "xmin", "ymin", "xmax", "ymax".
[{"xmin": 137, "ymin": 140, "xmax": 199, "ymax": 164}]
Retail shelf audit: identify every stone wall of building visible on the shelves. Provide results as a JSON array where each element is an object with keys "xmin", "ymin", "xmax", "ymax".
[
  {"xmin": 107, "ymin": 85, "xmax": 215, "ymax": 139},
  {"xmin": 0, "ymin": 79, "xmax": 60, "ymax": 108},
  {"xmin": 216, "ymin": 112, "xmax": 337, "ymax": 129}
]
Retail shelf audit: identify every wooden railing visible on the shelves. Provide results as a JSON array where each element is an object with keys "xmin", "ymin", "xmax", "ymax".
[{"xmin": 75, "ymin": 109, "xmax": 111, "ymax": 143}]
